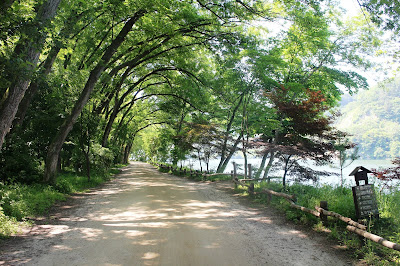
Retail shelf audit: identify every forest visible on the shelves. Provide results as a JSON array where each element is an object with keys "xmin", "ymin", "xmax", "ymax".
[
  {"xmin": 337, "ymin": 79, "xmax": 400, "ymax": 159},
  {"xmin": 0, "ymin": 0, "xmax": 394, "ymax": 185},
  {"xmin": 1, "ymin": 0, "xmax": 400, "ymax": 263}
]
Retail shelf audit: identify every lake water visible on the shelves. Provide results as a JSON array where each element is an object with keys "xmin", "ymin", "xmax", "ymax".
[{"xmin": 181, "ymin": 158, "xmax": 397, "ymax": 188}]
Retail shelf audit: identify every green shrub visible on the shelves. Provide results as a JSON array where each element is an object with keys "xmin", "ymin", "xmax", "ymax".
[
  {"xmin": 0, "ymin": 164, "xmax": 124, "ymax": 238},
  {"xmin": 0, "ymin": 206, "xmax": 20, "ymax": 238},
  {"xmin": 238, "ymin": 180, "xmax": 400, "ymax": 264},
  {"xmin": 54, "ymin": 178, "xmax": 74, "ymax": 194},
  {"xmin": 0, "ymin": 184, "xmax": 65, "ymax": 220},
  {"xmin": 90, "ymin": 144, "xmax": 114, "ymax": 172}
]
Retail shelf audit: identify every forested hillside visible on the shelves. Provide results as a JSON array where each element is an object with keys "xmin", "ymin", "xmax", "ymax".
[{"xmin": 337, "ymin": 80, "xmax": 400, "ymax": 159}]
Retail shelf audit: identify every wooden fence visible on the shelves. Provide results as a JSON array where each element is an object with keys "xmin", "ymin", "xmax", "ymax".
[
  {"xmin": 231, "ymin": 173, "xmax": 400, "ymax": 252},
  {"xmin": 154, "ymin": 162, "xmax": 400, "ymax": 252}
]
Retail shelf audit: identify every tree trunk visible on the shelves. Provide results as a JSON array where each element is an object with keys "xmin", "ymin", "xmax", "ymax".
[
  {"xmin": 84, "ymin": 147, "xmax": 90, "ymax": 181},
  {"xmin": 0, "ymin": 0, "xmax": 62, "ymax": 149},
  {"xmin": 216, "ymin": 94, "xmax": 244, "ymax": 171},
  {"xmin": 282, "ymin": 155, "xmax": 292, "ymax": 188},
  {"xmin": 283, "ymin": 166, "xmax": 288, "ymax": 188},
  {"xmin": 12, "ymin": 46, "xmax": 61, "ymax": 128},
  {"xmin": 262, "ymin": 151, "xmax": 276, "ymax": 182},
  {"xmin": 255, "ymin": 151, "xmax": 269, "ymax": 179},
  {"xmin": 262, "ymin": 129, "xmax": 279, "ymax": 181},
  {"xmin": 101, "ymin": 66, "xmax": 132, "ymax": 147},
  {"xmin": 217, "ymin": 131, "xmax": 244, "ymax": 173},
  {"xmin": 123, "ymin": 143, "xmax": 132, "ymax": 164},
  {"xmin": 12, "ymin": 9, "xmax": 86, "ymax": 128},
  {"xmin": 243, "ymin": 152, "xmax": 248, "ymax": 178},
  {"xmin": 197, "ymin": 150, "xmax": 203, "ymax": 173},
  {"xmin": 44, "ymin": 11, "xmax": 145, "ymax": 183},
  {"xmin": 102, "ymin": 96, "xmax": 120, "ymax": 147}
]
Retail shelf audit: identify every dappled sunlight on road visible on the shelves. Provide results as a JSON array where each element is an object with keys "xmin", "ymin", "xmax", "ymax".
[
  {"xmin": 279, "ymin": 229, "xmax": 309, "ymax": 239},
  {"xmin": 0, "ymin": 162, "xmax": 350, "ymax": 266},
  {"xmin": 52, "ymin": 245, "xmax": 73, "ymax": 251},
  {"xmin": 32, "ymin": 162, "xmax": 261, "ymax": 265},
  {"xmin": 78, "ymin": 227, "xmax": 104, "ymax": 240}
]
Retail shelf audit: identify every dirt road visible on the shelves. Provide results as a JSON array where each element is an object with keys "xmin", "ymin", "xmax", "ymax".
[{"xmin": 0, "ymin": 162, "xmax": 354, "ymax": 265}]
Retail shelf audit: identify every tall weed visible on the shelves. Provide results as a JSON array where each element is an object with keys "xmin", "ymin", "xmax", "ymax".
[{"xmin": 243, "ymin": 180, "xmax": 400, "ymax": 264}]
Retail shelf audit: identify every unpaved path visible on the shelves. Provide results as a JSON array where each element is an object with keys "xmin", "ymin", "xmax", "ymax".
[{"xmin": 0, "ymin": 162, "xmax": 354, "ymax": 265}]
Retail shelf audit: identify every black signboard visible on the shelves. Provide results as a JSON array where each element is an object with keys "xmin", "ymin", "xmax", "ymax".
[{"xmin": 352, "ymin": 184, "xmax": 379, "ymax": 219}]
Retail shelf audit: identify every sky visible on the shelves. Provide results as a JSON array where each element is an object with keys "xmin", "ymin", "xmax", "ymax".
[{"xmin": 340, "ymin": 0, "xmax": 361, "ymax": 17}]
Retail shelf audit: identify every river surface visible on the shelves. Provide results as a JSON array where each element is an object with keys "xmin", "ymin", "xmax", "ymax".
[{"xmin": 181, "ymin": 158, "xmax": 397, "ymax": 188}]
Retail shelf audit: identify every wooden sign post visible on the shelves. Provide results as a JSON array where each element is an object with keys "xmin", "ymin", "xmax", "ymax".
[
  {"xmin": 349, "ymin": 166, "xmax": 379, "ymax": 219},
  {"xmin": 352, "ymin": 184, "xmax": 379, "ymax": 219}
]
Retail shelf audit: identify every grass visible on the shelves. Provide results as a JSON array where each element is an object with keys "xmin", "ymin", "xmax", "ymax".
[
  {"xmin": 0, "ymin": 165, "xmax": 125, "ymax": 239},
  {"xmin": 232, "ymin": 179, "xmax": 400, "ymax": 265},
  {"xmin": 157, "ymin": 163, "xmax": 400, "ymax": 264},
  {"xmin": 154, "ymin": 162, "xmax": 233, "ymax": 182}
]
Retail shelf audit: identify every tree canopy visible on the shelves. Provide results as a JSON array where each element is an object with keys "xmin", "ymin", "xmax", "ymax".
[{"xmin": 0, "ymin": 0, "xmax": 391, "ymax": 185}]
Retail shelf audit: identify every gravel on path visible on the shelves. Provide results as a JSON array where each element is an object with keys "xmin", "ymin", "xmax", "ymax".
[{"xmin": 0, "ymin": 162, "xmax": 356, "ymax": 265}]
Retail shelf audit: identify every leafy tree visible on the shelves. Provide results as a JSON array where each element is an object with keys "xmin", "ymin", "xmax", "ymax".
[
  {"xmin": 0, "ymin": 0, "xmax": 388, "ymax": 187},
  {"xmin": 247, "ymin": 1, "xmax": 381, "ymax": 181},
  {"xmin": 181, "ymin": 119, "xmax": 222, "ymax": 172},
  {"xmin": 372, "ymin": 157, "xmax": 400, "ymax": 191},
  {"xmin": 332, "ymin": 132, "xmax": 359, "ymax": 187},
  {"xmin": 44, "ymin": 10, "xmax": 147, "ymax": 183},
  {"xmin": 0, "ymin": 0, "xmax": 62, "ymax": 149},
  {"xmin": 42, "ymin": 0, "xmax": 267, "ymax": 183},
  {"xmin": 256, "ymin": 86, "xmax": 338, "ymax": 187},
  {"xmin": 360, "ymin": 0, "xmax": 400, "ymax": 34}
]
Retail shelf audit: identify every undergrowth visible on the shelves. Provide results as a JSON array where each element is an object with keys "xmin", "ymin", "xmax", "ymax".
[
  {"xmin": 0, "ymin": 165, "xmax": 125, "ymax": 239},
  {"xmin": 233, "ymin": 180, "xmax": 400, "ymax": 265},
  {"xmin": 154, "ymin": 162, "xmax": 232, "ymax": 182},
  {"xmin": 155, "ymin": 164, "xmax": 400, "ymax": 264}
]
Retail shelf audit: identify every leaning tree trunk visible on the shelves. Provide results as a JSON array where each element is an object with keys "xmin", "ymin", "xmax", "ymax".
[
  {"xmin": 262, "ymin": 151, "xmax": 276, "ymax": 182},
  {"xmin": 216, "ymin": 94, "xmax": 244, "ymax": 171},
  {"xmin": 216, "ymin": 131, "xmax": 244, "ymax": 173},
  {"xmin": 262, "ymin": 129, "xmax": 280, "ymax": 181},
  {"xmin": 102, "ymin": 94, "xmax": 121, "ymax": 147},
  {"xmin": 44, "ymin": 11, "xmax": 145, "ymax": 183},
  {"xmin": 0, "ymin": 0, "xmax": 62, "ymax": 149},
  {"xmin": 282, "ymin": 155, "xmax": 292, "ymax": 188},
  {"xmin": 101, "ymin": 66, "xmax": 132, "ymax": 147},
  {"xmin": 12, "ymin": 46, "xmax": 61, "ymax": 128},
  {"xmin": 12, "ymin": 9, "xmax": 86, "ymax": 129},
  {"xmin": 255, "ymin": 151, "xmax": 269, "ymax": 179}
]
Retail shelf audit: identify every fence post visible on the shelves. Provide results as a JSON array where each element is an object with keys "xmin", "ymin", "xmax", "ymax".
[
  {"xmin": 232, "ymin": 165, "xmax": 237, "ymax": 189},
  {"xmin": 320, "ymin": 201, "xmax": 328, "ymax": 225},
  {"xmin": 248, "ymin": 183, "xmax": 254, "ymax": 195}
]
